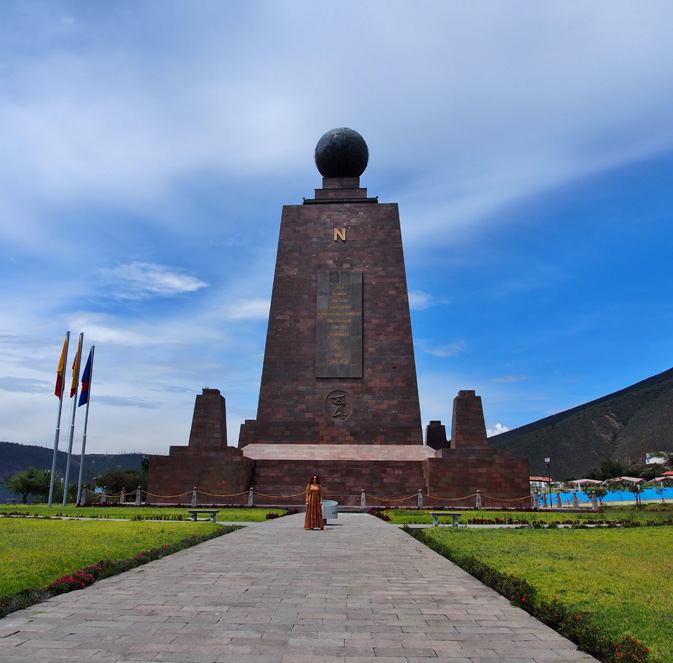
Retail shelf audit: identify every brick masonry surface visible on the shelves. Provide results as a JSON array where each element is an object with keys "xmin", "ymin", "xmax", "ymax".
[
  {"xmin": 239, "ymin": 176, "xmax": 422, "ymax": 447},
  {"xmin": 146, "ymin": 179, "xmax": 530, "ymax": 507}
]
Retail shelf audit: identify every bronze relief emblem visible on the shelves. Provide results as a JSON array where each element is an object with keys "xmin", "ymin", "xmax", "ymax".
[{"xmin": 325, "ymin": 390, "xmax": 353, "ymax": 421}]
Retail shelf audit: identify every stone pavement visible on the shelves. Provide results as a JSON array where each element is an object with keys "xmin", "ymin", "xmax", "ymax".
[{"xmin": 0, "ymin": 513, "xmax": 597, "ymax": 663}]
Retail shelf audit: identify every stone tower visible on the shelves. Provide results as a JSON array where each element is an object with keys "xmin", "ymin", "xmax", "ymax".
[{"xmin": 147, "ymin": 128, "xmax": 530, "ymax": 507}]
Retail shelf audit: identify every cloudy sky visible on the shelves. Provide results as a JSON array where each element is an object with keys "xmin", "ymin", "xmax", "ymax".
[{"xmin": 2, "ymin": 2, "xmax": 673, "ymax": 458}]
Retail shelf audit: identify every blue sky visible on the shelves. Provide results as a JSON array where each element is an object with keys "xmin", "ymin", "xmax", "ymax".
[{"xmin": 2, "ymin": 2, "xmax": 673, "ymax": 456}]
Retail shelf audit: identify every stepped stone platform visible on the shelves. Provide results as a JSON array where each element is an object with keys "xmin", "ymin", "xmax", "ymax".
[
  {"xmin": 148, "ymin": 390, "xmax": 530, "ymax": 507},
  {"xmin": 0, "ymin": 513, "xmax": 597, "ymax": 663},
  {"xmin": 241, "ymin": 444, "xmax": 438, "ymax": 461}
]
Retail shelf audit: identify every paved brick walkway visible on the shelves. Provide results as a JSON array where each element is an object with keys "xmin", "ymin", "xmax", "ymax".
[{"xmin": 0, "ymin": 513, "xmax": 596, "ymax": 662}]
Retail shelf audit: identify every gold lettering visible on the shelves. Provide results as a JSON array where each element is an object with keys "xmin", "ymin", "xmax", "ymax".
[{"xmin": 333, "ymin": 227, "xmax": 347, "ymax": 242}]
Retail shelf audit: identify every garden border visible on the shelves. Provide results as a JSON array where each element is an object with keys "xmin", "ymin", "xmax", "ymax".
[
  {"xmin": 402, "ymin": 526, "xmax": 655, "ymax": 663},
  {"xmin": 0, "ymin": 525, "xmax": 240, "ymax": 620}
]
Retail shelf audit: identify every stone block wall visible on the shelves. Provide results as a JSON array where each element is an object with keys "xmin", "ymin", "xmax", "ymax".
[
  {"xmin": 146, "ymin": 389, "xmax": 252, "ymax": 504},
  {"xmin": 188, "ymin": 388, "xmax": 228, "ymax": 448},
  {"xmin": 426, "ymin": 420, "xmax": 448, "ymax": 450},
  {"xmin": 450, "ymin": 390, "xmax": 488, "ymax": 448},
  {"xmin": 147, "ymin": 446, "xmax": 253, "ymax": 504},
  {"xmin": 240, "ymin": 176, "xmax": 423, "ymax": 447},
  {"xmin": 425, "ymin": 449, "xmax": 530, "ymax": 507},
  {"xmin": 250, "ymin": 458, "xmax": 426, "ymax": 507}
]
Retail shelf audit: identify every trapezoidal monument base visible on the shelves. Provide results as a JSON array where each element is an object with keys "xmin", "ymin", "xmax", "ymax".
[{"xmin": 147, "ymin": 130, "xmax": 530, "ymax": 508}]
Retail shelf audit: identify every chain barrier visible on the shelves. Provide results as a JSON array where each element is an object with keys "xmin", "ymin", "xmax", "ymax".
[
  {"xmin": 422, "ymin": 492, "xmax": 477, "ymax": 502},
  {"xmin": 367, "ymin": 492, "xmax": 418, "ymax": 503},
  {"xmin": 253, "ymin": 490, "xmax": 304, "ymax": 499},
  {"xmin": 80, "ymin": 486, "xmax": 534, "ymax": 506},
  {"xmin": 197, "ymin": 490, "xmax": 249, "ymax": 498},
  {"xmin": 481, "ymin": 494, "xmax": 530, "ymax": 502},
  {"xmin": 143, "ymin": 490, "xmax": 193, "ymax": 499}
]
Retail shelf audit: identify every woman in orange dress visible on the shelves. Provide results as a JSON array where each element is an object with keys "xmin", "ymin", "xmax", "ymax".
[{"xmin": 304, "ymin": 474, "xmax": 324, "ymax": 530}]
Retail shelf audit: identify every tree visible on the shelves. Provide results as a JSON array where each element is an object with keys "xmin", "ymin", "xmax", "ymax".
[
  {"xmin": 650, "ymin": 478, "xmax": 672, "ymax": 504},
  {"xmin": 591, "ymin": 485, "xmax": 608, "ymax": 506},
  {"xmin": 598, "ymin": 458, "xmax": 627, "ymax": 481},
  {"xmin": 67, "ymin": 480, "xmax": 94, "ymax": 504},
  {"xmin": 4, "ymin": 467, "xmax": 59, "ymax": 504},
  {"xmin": 93, "ymin": 469, "xmax": 143, "ymax": 495}
]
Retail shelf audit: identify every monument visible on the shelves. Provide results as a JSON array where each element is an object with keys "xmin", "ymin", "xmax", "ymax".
[{"xmin": 147, "ymin": 128, "xmax": 529, "ymax": 507}]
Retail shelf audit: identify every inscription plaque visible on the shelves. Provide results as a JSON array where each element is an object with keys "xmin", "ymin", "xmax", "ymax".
[{"xmin": 316, "ymin": 270, "xmax": 363, "ymax": 378}]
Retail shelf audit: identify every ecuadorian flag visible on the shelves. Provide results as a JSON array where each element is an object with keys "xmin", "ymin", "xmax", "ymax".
[
  {"xmin": 70, "ymin": 334, "xmax": 82, "ymax": 398},
  {"xmin": 55, "ymin": 335, "xmax": 68, "ymax": 398}
]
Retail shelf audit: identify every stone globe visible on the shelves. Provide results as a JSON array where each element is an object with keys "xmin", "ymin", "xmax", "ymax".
[{"xmin": 314, "ymin": 127, "xmax": 369, "ymax": 178}]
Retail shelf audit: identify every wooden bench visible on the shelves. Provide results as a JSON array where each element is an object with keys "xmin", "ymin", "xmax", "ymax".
[
  {"xmin": 428, "ymin": 512, "xmax": 462, "ymax": 527},
  {"xmin": 6, "ymin": 498, "xmax": 17, "ymax": 505},
  {"xmin": 187, "ymin": 509, "xmax": 220, "ymax": 522}
]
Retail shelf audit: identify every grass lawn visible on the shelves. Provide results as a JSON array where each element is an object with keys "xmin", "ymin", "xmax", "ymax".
[
  {"xmin": 384, "ymin": 503, "xmax": 673, "ymax": 525},
  {"xmin": 419, "ymin": 526, "xmax": 673, "ymax": 662},
  {"xmin": 1, "ymin": 504, "xmax": 286, "ymax": 521},
  {"xmin": 0, "ymin": 518, "xmax": 228, "ymax": 595}
]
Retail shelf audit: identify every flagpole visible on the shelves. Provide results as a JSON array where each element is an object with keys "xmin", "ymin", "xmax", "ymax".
[
  {"xmin": 48, "ymin": 332, "xmax": 69, "ymax": 508},
  {"xmin": 76, "ymin": 346, "xmax": 95, "ymax": 506},
  {"xmin": 63, "ymin": 332, "xmax": 83, "ymax": 507}
]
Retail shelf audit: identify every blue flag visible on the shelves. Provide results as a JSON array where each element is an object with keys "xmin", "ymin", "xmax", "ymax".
[{"xmin": 78, "ymin": 348, "xmax": 94, "ymax": 407}]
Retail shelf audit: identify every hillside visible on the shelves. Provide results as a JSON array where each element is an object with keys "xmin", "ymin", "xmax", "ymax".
[
  {"xmin": 0, "ymin": 441, "xmax": 143, "ymax": 503},
  {"xmin": 489, "ymin": 366, "xmax": 673, "ymax": 479}
]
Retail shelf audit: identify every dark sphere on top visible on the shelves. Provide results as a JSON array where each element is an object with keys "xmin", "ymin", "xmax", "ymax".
[{"xmin": 314, "ymin": 127, "xmax": 369, "ymax": 178}]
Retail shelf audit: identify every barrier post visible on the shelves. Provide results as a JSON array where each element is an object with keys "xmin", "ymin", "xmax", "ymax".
[
  {"xmin": 248, "ymin": 487, "xmax": 254, "ymax": 507},
  {"xmin": 572, "ymin": 491, "xmax": 579, "ymax": 508},
  {"xmin": 556, "ymin": 493, "xmax": 562, "ymax": 509},
  {"xmin": 191, "ymin": 487, "xmax": 198, "ymax": 507},
  {"xmin": 417, "ymin": 490, "xmax": 423, "ymax": 508},
  {"xmin": 120, "ymin": 489, "xmax": 126, "ymax": 504},
  {"xmin": 360, "ymin": 489, "xmax": 366, "ymax": 509},
  {"xmin": 135, "ymin": 486, "xmax": 142, "ymax": 505},
  {"xmin": 101, "ymin": 488, "xmax": 107, "ymax": 504},
  {"xmin": 531, "ymin": 488, "xmax": 537, "ymax": 510},
  {"xmin": 475, "ymin": 490, "xmax": 482, "ymax": 510},
  {"xmin": 591, "ymin": 492, "xmax": 598, "ymax": 511}
]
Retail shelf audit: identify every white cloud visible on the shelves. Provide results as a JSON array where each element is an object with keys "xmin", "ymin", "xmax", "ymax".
[
  {"xmin": 220, "ymin": 298, "xmax": 271, "ymax": 321},
  {"xmin": 3, "ymin": 3, "xmax": 673, "ymax": 254},
  {"xmin": 2, "ymin": 2, "xmax": 673, "ymax": 457},
  {"xmin": 487, "ymin": 423, "xmax": 510, "ymax": 437},
  {"xmin": 492, "ymin": 375, "xmax": 529, "ymax": 384},
  {"xmin": 102, "ymin": 262, "xmax": 209, "ymax": 300},
  {"xmin": 419, "ymin": 340, "xmax": 467, "ymax": 358},
  {"xmin": 408, "ymin": 290, "xmax": 433, "ymax": 310},
  {"xmin": 0, "ymin": 377, "xmax": 51, "ymax": 394}
]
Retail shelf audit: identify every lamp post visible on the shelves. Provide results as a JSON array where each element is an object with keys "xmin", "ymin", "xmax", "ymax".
[{"xmin": 545, "ymin": 458, "xmax": 551, "ymax": 503}]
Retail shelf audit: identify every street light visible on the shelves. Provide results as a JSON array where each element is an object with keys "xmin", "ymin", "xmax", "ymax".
[{"xmin": 544, "ymin": 458, "xmax": 551, "ymax": 503}]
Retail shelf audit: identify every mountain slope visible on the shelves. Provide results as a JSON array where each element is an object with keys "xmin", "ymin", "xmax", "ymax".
[
  {"xmin": 488, "ymin": 367, "xmax": 673, "ymax": 478},
  {"xmin": 0, "ymin": 441, "xmax": 143, "ymax": 503}
]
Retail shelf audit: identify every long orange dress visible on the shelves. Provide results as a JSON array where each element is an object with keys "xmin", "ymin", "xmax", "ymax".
[{"xmin": 304, "ymin": 484, "xmax": 324, "ymax": 529}]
